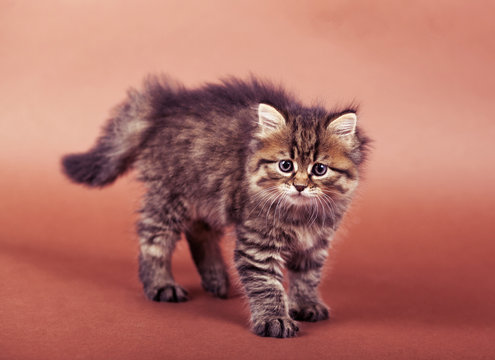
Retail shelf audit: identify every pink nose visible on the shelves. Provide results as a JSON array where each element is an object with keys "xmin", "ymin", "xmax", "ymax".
[{"xmin": 294, "ymin": 185, "xmax": 307, "ymax": 192}]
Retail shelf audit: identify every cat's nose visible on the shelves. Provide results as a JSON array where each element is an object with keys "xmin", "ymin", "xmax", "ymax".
[{"xmin": 294, "ymin": 184, "xmax": 307, "ymax": 192}]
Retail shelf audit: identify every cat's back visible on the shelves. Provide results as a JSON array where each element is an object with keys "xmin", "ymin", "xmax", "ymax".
[
  {"xmin": 138, "ymin": 75, "xmax": 298, "ymax": 169},
  {"xmin": 145, "ymin": 75, "xmax": 296, "ymax": 133}
]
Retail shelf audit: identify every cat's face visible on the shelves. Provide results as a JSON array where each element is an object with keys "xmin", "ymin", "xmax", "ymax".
[{"xmin": 248, "ymin": 104, "xmax": 362, "ymax": 222}]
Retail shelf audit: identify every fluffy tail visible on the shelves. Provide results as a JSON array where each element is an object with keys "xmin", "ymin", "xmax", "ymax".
[{"xmin": 62, "ymin": 86, "xmax": 154, "ymax": 187}]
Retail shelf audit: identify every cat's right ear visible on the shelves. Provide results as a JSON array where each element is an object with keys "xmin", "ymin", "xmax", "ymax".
[{"xmin": 257, "ymin": 104, "xmax": 286, "ymax": 136}]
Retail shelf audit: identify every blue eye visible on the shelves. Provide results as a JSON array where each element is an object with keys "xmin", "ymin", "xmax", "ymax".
[
  {"xmin": 279, "ymin": 160, "xmax": 294, "ymax": 173},
  {"xmin": 312, "ymin": 163, "xmax": 327, "ymax": 176}
]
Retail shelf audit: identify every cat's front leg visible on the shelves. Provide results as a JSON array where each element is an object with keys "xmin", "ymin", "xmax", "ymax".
[
  {"xmin": 234, "ymin": 227, "xmax": 299, "ymax": 338},
  {"xmin": 287, "ymin": 245, "xmax": 330, "ymax": 322}
]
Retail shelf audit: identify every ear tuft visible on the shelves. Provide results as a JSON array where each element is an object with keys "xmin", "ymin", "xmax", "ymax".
[
  {"xmin": 257, "ymin": 104, "xmax": 286, "ymax": 136},
  {"xmin": 328, "ymin": 113, "xmax": 357, "ymax": 138}
]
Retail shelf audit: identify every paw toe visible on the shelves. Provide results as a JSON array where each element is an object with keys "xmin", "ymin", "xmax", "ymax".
[
  {"xmin": 290, "ymin": 303, "xmax": 329, "ymax": 322},
  {"xmin": 150, "ymin": 284, "xmax": 189, "ymax": 303},
  {"xmin": 253, "ymin": 317, "xmax": 299, "ymax": 338}
]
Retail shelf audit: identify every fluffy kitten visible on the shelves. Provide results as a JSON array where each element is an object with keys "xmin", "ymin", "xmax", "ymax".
[{"xmin": 62, "ymin": 75, "xmax": 370, "ymax": 338}]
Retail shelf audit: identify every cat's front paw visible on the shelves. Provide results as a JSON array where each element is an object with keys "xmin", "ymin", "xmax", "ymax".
[
  {"xmin": 252, "ymin": 317, "xmax": 299, "ymax": 338},
  {"xmin": 145, "ymin": 284, "xmax": 189, "ymax": 303},
  {"xmin": 289, "ymin": 302, "xmax": 330, "ymax": 322}
]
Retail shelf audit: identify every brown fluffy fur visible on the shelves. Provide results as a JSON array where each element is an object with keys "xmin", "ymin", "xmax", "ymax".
[{"xmin": 62, "ymin": 75, "xmax": 370, "ymax": 338}]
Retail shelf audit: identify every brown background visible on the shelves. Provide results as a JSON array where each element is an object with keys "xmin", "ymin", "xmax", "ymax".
[{"xmin": 1, "ymin": 1, "xmax": 494, "ymax": 359}]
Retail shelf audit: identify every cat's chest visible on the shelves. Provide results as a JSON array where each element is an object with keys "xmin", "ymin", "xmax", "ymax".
[{"xmin": 291, "ymin": 226, "xmax": 325, "ymax": 250}]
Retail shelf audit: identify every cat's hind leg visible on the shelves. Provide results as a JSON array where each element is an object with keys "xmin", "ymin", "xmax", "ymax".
[
  {"xmin": 185, "ymin": 220, "xmax": 229, "ymax": 299},
  {"xmin": 137, "ymin": 194, "xmax": 190, "ymax": 302}
]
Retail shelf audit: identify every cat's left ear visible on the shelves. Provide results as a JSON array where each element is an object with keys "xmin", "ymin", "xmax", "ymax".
[
  {"xmin": 327, "ymin": 113, "xmax": 357, "ymax": 142},
  {"xmin": 257, "ymin": 104, "xmax": 286, "ymax": 136}
]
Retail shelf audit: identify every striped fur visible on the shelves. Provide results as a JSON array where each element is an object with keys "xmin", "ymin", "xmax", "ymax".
[{"xmin": 61, "ymin": 75, "xmax": 370, "ymax": 338}]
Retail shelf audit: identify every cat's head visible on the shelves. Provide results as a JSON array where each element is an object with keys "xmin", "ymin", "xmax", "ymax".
[{"xmin": 247, "ymin": 103, "xmax": 369, "ymax": 224}]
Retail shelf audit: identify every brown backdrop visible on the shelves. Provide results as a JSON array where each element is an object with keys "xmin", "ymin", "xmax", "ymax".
[{"xmin": 1, "ymin": 1, "xmax": 494, "ymax": 359}]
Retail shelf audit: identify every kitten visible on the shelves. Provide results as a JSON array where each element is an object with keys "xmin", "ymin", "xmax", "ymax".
[{"xmin": 62, "ymin": 75, "xmax": 370, "ymax": 338}]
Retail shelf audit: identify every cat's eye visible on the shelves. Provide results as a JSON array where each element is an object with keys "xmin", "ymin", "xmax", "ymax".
[
  {"xmin": 312, "ymin": 163, "xmax": 327, "ymax": 176},
  {"xmin": 278, "ymin": 160, "xmax": 294, "ymax": 173}
]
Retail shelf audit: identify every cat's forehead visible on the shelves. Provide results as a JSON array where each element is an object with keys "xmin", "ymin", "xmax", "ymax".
[
  {"xmin": 288, "ymin": 120, "xmax": 320, "ymax": 161},
  {"xmin": 260, "ymin": 116, "xmax": 337, "ymax": 162}
]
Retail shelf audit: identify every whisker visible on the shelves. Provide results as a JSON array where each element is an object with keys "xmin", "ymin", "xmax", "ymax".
[
  {"xmin": 257, "ymin": 190, "xmax": 280, "ymax": 216},
  {"xmin": 315, "ymin": 196, "xmax": 325, "ymax": 227},
  {"xmin": 320, "ymin": 193, "xmax": 338, "ymax": 227},
  {"xmin": 307, "ymin": 197, "xmax": 318, "ymax": 227},
  {"xmin": 247, "ymin": 186, "xmax": 280, "ymax": 217},
  {"xmin": 274, "ymin": 191, "xmax": 287, "ymax": 224},
  {"xmin": 265, "ymin": 192, "xmax": 283, "ymax": 227}
]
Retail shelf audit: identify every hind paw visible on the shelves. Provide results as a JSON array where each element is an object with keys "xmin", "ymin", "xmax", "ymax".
[
  {"xmin": 289, "ymin": 302, "xmax": 330, "ymax": 322},
  {"xmin": 145, "ymin": 284, "xmax": 189, "ymax": 303}
]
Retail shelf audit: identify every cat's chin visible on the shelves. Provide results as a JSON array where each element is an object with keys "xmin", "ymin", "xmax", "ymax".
[{"xmin": 287, "ymin": 193, "xmax": 314, "ymax": 206}]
